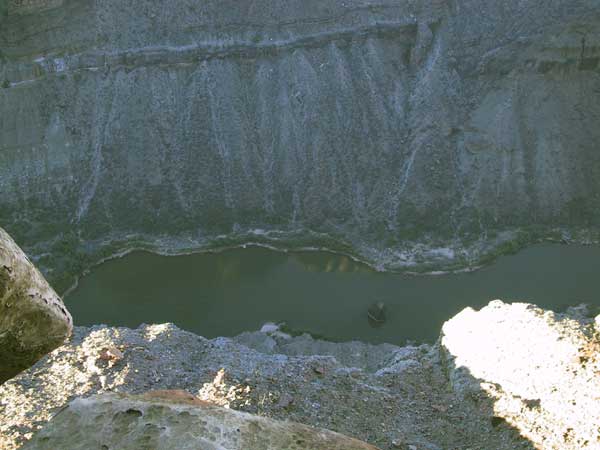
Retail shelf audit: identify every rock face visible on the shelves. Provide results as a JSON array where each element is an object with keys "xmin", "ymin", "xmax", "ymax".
[
  {"xmin": 22, "ymin": 392, "xmax": 380, "ymax": 450},
  {"xmin": 1, "ymin": 0, "xmax": 600, "ymax": 289},
  {"xmin": 442, "ymin": 300, "xmax": 600, "ymax": 450},
  {"xmin": 0, "ymin": 227, "xmax": 72, "ymax": 383}
]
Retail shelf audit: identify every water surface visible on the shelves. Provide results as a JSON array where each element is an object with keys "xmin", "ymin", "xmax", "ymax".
[{"xmin": 65, "ymin": 245, "xmax": 600, "ymax": 344}]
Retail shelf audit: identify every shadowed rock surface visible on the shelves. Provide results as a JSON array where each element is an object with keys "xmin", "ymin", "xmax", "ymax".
[
  {"xmin": 0, "ymin": 227, "xmax": 72, "ymax": 383},
  {"xmin": 1, "ymin": 0, "xmax": 599, "ymax": 290},
  {"xmin": 22, "ymin": 392, "xmax": 380, "ymax": 450}
]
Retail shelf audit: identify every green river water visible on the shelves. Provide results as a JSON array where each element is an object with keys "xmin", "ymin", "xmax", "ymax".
[{"xmin": 65, "ymin": 244, "xmax": 600, "ymax": 344}]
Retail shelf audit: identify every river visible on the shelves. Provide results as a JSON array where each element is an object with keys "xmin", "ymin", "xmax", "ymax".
[{"xmin": 65, "ymin": 244, "xmax": 600, "ymax": 344}]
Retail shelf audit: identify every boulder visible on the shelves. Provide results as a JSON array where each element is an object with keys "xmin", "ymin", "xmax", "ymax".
[
  {"xmin": 0, "ymin": 227, "xmax": 72, "ymax": 383},
  {"xmin": 441, "ymin": 300, "xmax": 600, "ymax": 450},
  {"xmin": 22, "ymin": 391, "xmax": 380, "ymax": 450}
]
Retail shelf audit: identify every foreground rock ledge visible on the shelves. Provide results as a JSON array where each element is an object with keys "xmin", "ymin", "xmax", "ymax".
[
  {"xmin": 0, "ymin": 227, "xmax": 73, "ymax": 383},
  {"xmin": 0, "ymin": 320, "xmax": 536, "ymax": 450},
  {"xmin": 22, "ymin": 391, "xmax": 379, "ymax": 450},
  {"xmin": 6, "ymin": 299, "xmax": 600, "ymax": 449}
]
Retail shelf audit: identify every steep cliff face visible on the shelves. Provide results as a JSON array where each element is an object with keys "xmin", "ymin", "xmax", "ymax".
[{"xmin": 1, "ymin": 0, "xmax": 599, "ymax": 289}]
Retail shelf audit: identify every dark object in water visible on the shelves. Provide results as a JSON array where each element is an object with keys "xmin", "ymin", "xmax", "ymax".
[{"xmin": 367, "ymin": 301, "xmax": 386, "ymax": 328}]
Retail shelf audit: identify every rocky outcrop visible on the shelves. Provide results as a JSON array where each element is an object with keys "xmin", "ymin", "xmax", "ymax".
[
  {"xmin": 22, "ymin": 392, "xmax": 380, "ymax": 450},
  {"xmin": 1, "ymin": 0, "xmax": 600, "ymax": 290},
  {"xmin": 3, "ymin": 299, "xmax": 599, "ymax": 449},
  {"xmin": 441, "ymin": 300, "xmax": 600, "ymax": 450},
  {"xmin": 0, "ymin": 320, "xmax": 534, "ymax": 450},
  {"xmin": 0, "ymin": 227, "xmax": 72, "ymax": 383}
]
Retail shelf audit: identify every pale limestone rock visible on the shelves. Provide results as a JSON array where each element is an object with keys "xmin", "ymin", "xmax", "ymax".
[
  {"xmin": 442, "ymin": 300, "xmax": 600, "ymax": 450},
  {"xmin": 22, "ymin": 391, "xmax": 380, "ymax": 450}
]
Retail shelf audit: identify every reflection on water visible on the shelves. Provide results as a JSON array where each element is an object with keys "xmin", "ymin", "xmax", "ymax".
[
  {"xmin": 292, "ymin": 253, "xmax": 364, "ymax": 273},
  {"xmin": 212, "ymin": 252, "xmax": 364, "ymax": 283},
  {"xmin": 65, "ymin": 244, "xmax": 600, "ymax": 344}
]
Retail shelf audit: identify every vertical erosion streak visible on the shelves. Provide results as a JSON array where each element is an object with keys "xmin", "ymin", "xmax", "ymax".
[
  {"xmin": 152, "ymin": 70, "xmax": 190, "ymax": 212},
  {"xmin": 326, "ymin": 42, "xmax": 354, "ymax": 217},
  {"xmin": 256, "ymin": 60, "xmax": 277, "ymax": 216},
  {"xmin": 206, "ymin": 63, "xmax": 235, "ymax": 211},
  {"xmin": 75, "ymin": 75, "xmax": 116, "ymax": 223},
  {"xmin": 285, "ymin": 50, "xmax": 321, "ymax": 224},
  {"xmin": 397, "ymin": 145, "xmax": 419, "ymax": 198},
  {"xmin": 389, "ymin": 21, "xmax": 444, "ymax": 224},
  {"xmin": 356, "ymin": 37, "xmax": 408, "ymax": 230}
]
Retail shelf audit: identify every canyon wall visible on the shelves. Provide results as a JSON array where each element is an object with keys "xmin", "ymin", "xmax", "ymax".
[{"xmin": 1, "ymin": 0, "xmax": 599, "ymax": 289}]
